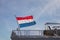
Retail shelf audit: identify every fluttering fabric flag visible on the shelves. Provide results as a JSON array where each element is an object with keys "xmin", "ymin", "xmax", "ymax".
[{"xmin": 16, "ymin": 16, "xmax": 36, "ymax": 28}]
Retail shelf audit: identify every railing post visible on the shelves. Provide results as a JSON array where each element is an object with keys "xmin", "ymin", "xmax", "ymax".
[{"xmin": 16, "ymin": 30, "xmax": 44, "ymax": 36}]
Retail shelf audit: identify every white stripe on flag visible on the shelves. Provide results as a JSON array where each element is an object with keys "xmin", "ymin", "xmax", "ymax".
[{"xmin": 17, "ymin": 19, "xmax": 34, "ymax": 24}]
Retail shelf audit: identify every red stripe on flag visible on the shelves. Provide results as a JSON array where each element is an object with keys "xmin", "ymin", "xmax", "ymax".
[{"xmin": 16, "ymin": 16, "xmax": 33, "ymax": 20}]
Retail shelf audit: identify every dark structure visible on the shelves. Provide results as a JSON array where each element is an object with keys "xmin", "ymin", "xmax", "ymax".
[
  {"xmin": 11, "ymin": 22, "xmax": 60, "ymax": 40},
  {"xmin": 44, "ymin": 22, "xmax": 60, "ymax": 36},
  {"xmin": 11, "ymin": 30, "xmax": 60, "ymax": 40}
]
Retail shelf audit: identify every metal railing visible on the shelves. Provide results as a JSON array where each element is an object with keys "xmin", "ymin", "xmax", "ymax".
[{"xmin": 13, "ymin": 30, "xmax": 44, "ymax": 36}]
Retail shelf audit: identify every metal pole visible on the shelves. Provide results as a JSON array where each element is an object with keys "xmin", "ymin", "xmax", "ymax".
[
  {"xmin": 14, "ymin": 15, "xmax": 20, "ymax": 30},
  {"xmin": 14, "ymin": 15, "xmax": 21, "ymax": 36}
]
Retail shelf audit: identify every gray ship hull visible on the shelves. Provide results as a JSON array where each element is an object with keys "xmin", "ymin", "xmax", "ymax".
[{"xmin": 11, "ymin": 36, "xmax": 60, "ymax": 40}]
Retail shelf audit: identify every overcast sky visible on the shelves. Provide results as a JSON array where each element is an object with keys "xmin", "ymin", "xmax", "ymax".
[{"xmin": 0, "ymin": 0, "xmax": 60, "ymax": 40}]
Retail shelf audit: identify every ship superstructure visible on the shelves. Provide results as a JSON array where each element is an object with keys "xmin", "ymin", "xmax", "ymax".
[{"xmin": 11, "ymin": 22, "xmax": 60, "ymax": 40}]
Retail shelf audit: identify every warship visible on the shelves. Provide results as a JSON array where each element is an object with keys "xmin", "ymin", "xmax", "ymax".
[{"xmin": 11, "ymin": 22, "xmax": 60, "ymax": 40}]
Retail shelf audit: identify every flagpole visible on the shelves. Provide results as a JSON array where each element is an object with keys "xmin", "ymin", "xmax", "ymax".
[
  {"xmin": 14, "ymin": 15, "xmax": 21, "ymax": 36},
  {"xmin": 14, "ymin": 15, "xmax": 20, "ymax": 31}
]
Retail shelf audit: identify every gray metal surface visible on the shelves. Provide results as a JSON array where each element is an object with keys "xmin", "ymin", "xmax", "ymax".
[{"xmin": 11, "ymin": 30, "xmax": 60, "ymax": 40}]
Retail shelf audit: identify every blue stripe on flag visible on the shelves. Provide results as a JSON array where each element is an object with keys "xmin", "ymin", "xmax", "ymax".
[{"xmin": 19, "ymin": 21, "xmax": 36, "ymax": 28}]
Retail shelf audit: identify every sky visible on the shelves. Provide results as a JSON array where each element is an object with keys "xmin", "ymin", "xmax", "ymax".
[{"xmin": 0, "ymin": 0, "xmax": 60, "ymax": 40}]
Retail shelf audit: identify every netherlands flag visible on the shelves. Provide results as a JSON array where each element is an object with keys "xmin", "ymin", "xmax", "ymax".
[{"xmin": 16, "ymin": 16, "xmax": 36, "ymax": 28}]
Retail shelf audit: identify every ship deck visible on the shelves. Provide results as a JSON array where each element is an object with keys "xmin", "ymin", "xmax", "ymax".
[{"xmin": 11, "ymin": 30, "xmax": 60, "ymax": 40}]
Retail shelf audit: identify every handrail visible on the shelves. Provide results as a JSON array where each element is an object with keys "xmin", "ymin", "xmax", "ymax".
[{"xmin": 12, "ymin": 30, "xmax": 44, "ymax": 36}]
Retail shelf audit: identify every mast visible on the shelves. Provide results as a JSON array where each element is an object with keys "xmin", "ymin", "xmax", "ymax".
[{"xmin": 14, "ymin": 15, "xmax": 21, "ymax": 35}]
